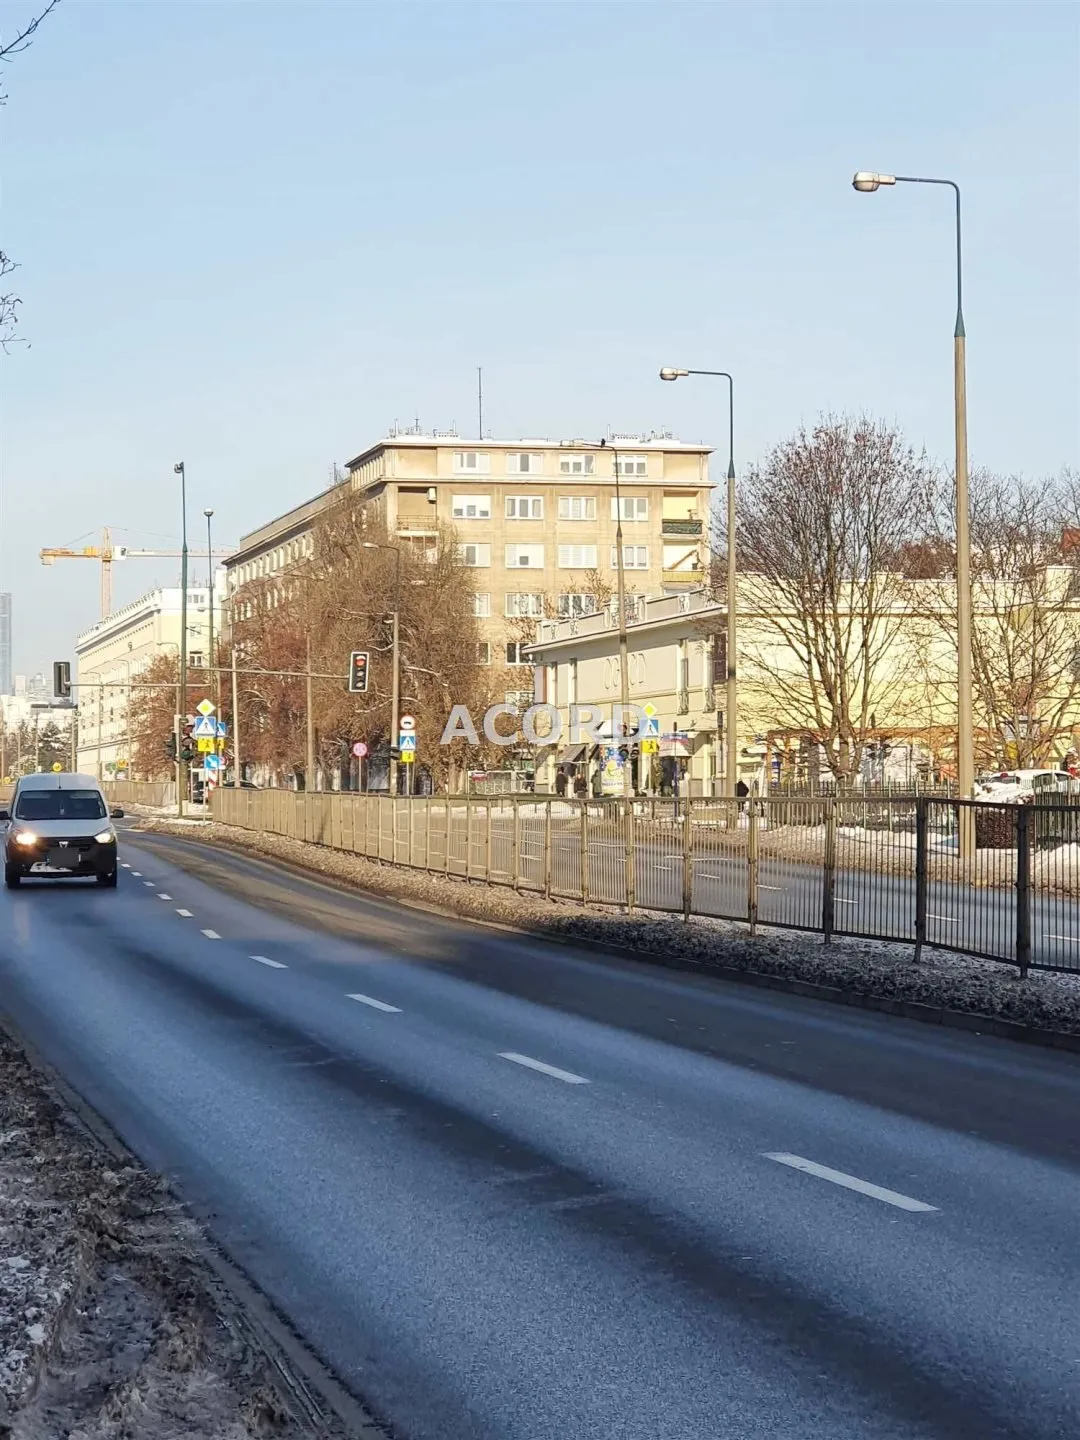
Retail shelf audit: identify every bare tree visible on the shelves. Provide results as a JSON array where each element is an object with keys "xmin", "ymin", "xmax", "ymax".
[
  {"xmin": 0, "ymin": 1, "xmax": 63, "ymax": 347},
  {"xmin": 923, "ymin": 470, "xmax": 1080, "ymax": 769},
  {"xmin": 729, "ymin": 416, "xmax": 936, "ymax": 781}
]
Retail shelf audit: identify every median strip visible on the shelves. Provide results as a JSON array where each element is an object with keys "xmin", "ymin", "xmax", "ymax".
[
  {"xmin": 498, "ymin": 1052, "xmax": 590, "ymax": 1085},
  {"xmin": 763, "ymin": 1152, "xmax": 938, "ymax": 1212}
]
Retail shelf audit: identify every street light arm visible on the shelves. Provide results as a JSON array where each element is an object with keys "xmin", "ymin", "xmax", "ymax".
[{"xmin": 856, "ymin": 174, "xmax": 964, "ymax": 338}]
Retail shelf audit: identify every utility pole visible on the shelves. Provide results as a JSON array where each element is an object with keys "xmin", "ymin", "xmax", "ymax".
[
  {"xmin": 232, "ymin": 646, "xmax": 241, "ymax": 784},
  {"xmin": 96, "ymin": 685, "xmax": 103, "ymax": 783},
  {"xmin": 204, "ymin": 509, "xmax": 217, "ymax": 711},
  {"xmin": 306, "ymin": 633, "xmax": 315, "ymax": 791},
  {"xmin": 175, "ymin": 462, "xmax": 189, "ymax": 818},
  {"xmin": 601, "ymin": 438, "xmax": 636, "ymax": 911}
]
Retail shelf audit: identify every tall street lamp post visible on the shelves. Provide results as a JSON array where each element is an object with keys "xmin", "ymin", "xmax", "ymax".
[
  {"xmin": 174, "ymin": 462, "xmax": 189, "ymax": 818},
  {"xmin": 660, "ymin": 367, "xmax": 738, "ymax": 797},
  {"xmin": 851, "ymin": 171, "xmax": 974, "ymax": 844},
  {"xmin": 362, "ymin": 541, "xmax": 403, "ymax": 795}
]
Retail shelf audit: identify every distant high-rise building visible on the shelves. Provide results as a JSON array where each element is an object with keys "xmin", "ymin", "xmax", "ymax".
[
  {"xmin": 28, "ymin": 672, "xmax": 50, "ymax": 701},
  {"xmin": 0, "ymin": 594, "xmax": 11, "ymax": 696}
]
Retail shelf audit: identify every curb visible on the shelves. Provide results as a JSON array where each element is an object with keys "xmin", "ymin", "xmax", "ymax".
[{"xmin": 131, "ymin": 823, "xmax": 1080, "ymax": 1057}]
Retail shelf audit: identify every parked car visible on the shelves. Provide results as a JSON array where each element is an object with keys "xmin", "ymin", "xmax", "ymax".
[
  {"xmin": 1, "ymin": 772, "xmax": 123, "ymax": 888},
  {"xmin": 974, "ymin": 768, "xmax": 1069, "ymax": 803}
]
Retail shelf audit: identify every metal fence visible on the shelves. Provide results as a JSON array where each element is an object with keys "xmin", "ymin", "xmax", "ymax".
[{"xmin": 211, "ymin": 789, "xmax": 1080, "ymax": 976}]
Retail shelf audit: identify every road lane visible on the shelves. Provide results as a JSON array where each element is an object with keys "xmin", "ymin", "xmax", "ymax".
[{"xmin": 0, "ymin": 837, "xmax": 1077, "ymax": 1440}]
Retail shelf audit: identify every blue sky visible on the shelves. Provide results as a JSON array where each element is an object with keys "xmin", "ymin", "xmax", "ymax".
[{"xmin": 1, "ymin": 0, "xmax": 1077, "ymax": 671}]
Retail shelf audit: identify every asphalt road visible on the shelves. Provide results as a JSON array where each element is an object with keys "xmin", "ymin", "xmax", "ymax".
[{"xmin": 1, "ymin": 825, "xmax": 1079, "ymax": 1439}]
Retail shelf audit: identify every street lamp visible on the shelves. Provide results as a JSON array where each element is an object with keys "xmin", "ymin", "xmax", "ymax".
[
  {"xmin": 660, "ymin": 366, "xmax": 738, "ymax": 798},
  {"xmin": 851, "ymin": 171, "xmax": 974, "ymax": 831},
  {"xmin": 174, "ymin": 462, "xmax": 188, "ymax": 818},
  {"xmin": 362, "ymin": 541, "xmax": 403, "ymax": 795}
]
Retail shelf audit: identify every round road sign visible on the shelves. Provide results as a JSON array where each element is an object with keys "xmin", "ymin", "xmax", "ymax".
[
  {"xmin": 399, "ymin": 715, "xmax": 416, "ymax": 732},
  {"xmin": 352, "ymin": 741, "xmax": 368, "ymax": 758}
]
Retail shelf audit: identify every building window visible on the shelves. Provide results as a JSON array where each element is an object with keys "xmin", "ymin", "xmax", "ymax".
[
  {"xmin": 454, "ymin": 451, "xmax": 490, "ymax": 474},
  {"xmin": 505, "ymin": 687, "xmax": 535, "ymax": 708},
  {"xmin": 506, "ymin": 452, "xmax": 543, "ymax": 475},
  {"xmin": 557, "ymin": 593, "xmax": 597, "ymax": 618},
  {"xmin": 616, "ymin": 454, "xmax": 648, "ymax": 477},
  {"xmin": 472, "ymin": 593, "xmax": 491, "ymax": 618},
  {"xmin": 505, "ymin": 592, "xmax": 545, "ymax": 618},
  {"xmin": 558, "ymin": 495, "xmax": 596, "ymax": 521},
  {"xmin": 611, "ymin": 545, "xmax": 649, "ymax": 569},
  {"xmin": 558, "ymin": 544, "xmax": 598, "ymax": 569},
  {"xmin": 476, "ymin": 641, "xmax": 491, "ymax": 665},
  {"xmin": 188, "ymin": 652, "xmax": 205, "ymax": 669},
  {"xmin": 559, "ymin": 454, "xmax": 594, "ymax": 476},
  {"xmin": 506, "ymin": 642, "xmax": 530, "ymax": 665},
  {"xmin": 612, "ymin": 496, "xmax": 649, "ymax": 522},
  {"xmin": 452, "ymin": 494, "xmax": 491, "ymax": 519},
  {"xmin": 505, "ymin": 543, "xmax": 544, "ymax": 569},
  {"xmin": 459, "ymin": 543, "xmax": 491, "ymax": 567},
  {"xmin": 505, "ymin": 495, "xmax": 544, "ymax": 520}
]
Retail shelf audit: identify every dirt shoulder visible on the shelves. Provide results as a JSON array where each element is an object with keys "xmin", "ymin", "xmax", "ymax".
[
  {"xmin": 0, "ymin": 1023, "xmax": 365, "ymax": 1440},
  {"xmin": 132, "ymin": 816, "xmax": 1080, "ymax": 1045}
]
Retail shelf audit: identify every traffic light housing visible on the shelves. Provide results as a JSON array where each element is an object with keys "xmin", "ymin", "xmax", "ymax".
[
  {"xmin": 348, "ymin": 651, "xmax": 370, "ymax": 694},
  {"xmin": 165, "ymin": 735, "xmax": 178, "ymax": 762},
  {"xmin": 53, "ymin": 660, "xmax": 71, "ymax": 700}
]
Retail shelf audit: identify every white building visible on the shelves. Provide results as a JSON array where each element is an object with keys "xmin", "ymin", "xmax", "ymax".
[{"xmin": 74, "ymin": 583, "xmax": 224, "ymax": 778}]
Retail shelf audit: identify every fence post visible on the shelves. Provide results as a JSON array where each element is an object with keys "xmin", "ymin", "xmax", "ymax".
[
  {"xmin": 682, "ymin": 794, "xmax": 693, "ymax": 922},
  {"xmin": 748, "ymin": 799, "xmax": 759, "ymax": 936},
  {"xmin": 544, "ymin": 799, "xmax": 552, "ymax": 900},
  {"xmin": 466, "ymin": 794, "xmax": 473, "ymax": 879},
  {"xmin": 822, "ymin": 797, "xmax": 836, "ymax": 944},
  {"xmin": 580, "ymin": 800, "xmax": 590, "ymax": 903},
  {"xmin": 914, "ymin": 796, "xmax": 928, "ymax": 963},
  {"xmin": 425, "ymin": 796, "xmax": 432, "ymax": 872},
  {"xmin": 1016, "ymin": 803, "xmax": 1032, "ymax": 979},
  {"xmin": 409, "ymin": 795, "xmax": 416, "ymax": 867},
  {"xmin": 511, "ymin": 797, "xmax": 520, "ymax": 890},
  {"xmin": 444, "ymin": 795, "xmax": 451, "ymax": 874},
  {"xmin": 624, "ymin": 796, "xmax": 636, "ymax": 914},
  {"xmin": 485, "ymin": 799, "xmax": 492, "ymax": 881}
]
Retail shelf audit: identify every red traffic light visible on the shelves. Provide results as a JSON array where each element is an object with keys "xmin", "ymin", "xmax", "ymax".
[{"xmin": 348, "ymin": 651, "xmax": 370, "ymax": 694}]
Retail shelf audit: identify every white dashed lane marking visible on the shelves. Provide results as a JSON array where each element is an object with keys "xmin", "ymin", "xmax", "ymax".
[
  {"xmin": 252, "ymin": 955, "xmax": 287, "ymax": 969},
  {"xmin": 346, "ymin": 993, "xmax": 401, "ymax": 1013},
  {"xmin": 176, "ymin": 909, "xmax": 193, "ymax": 917},
  {"xmin": 499, "ymin": 1052, "xmax": 590, "ymax": 1085},
  {"xmin": 157, "ymin": 893, "xmax": 172, "ymax": 901},
  {"xmin": 201, "ymin": 929, "xmax": 221, "ymax": 940},
  {"xmin": 763, "ymin": 1153, "xmax": 938, "ymax": 1212},
  {"xmin": 120, "ymin": 863, "xmax": 130, "ymax": 869}
]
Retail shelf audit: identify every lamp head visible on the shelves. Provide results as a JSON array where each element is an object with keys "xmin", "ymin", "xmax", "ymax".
[
  {"xmin": 173, "ymin": 461, "xmax": 185, "ymax": 475},
  {"xmin": 659, "ymin": 367, "xmax": 689, "ymax": 381},
  {"xmin": 852, "ymin": 171, "xmax": 896, "ymax": 193}
]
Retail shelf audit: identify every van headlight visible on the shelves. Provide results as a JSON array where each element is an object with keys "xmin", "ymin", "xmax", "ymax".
[
  {"xmin": 13, "ymin": 830, "xmax": 38, "ymax": 846},
  {"xmin": 94, "ymin": 830, "xmax": 116, "ymax": 845}
]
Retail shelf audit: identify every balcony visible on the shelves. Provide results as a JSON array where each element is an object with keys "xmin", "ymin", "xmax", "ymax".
[
  {"xmin": 662, "ymin": 518, "xmax": 703, "ymax": 537},
  {"xmin": 662, "ymin": 568, "xmax": 705, "ymax": 588}
]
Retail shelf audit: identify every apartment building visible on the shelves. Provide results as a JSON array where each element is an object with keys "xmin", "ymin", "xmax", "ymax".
[
  {"xmin": 74, "ymin": 584, "xmax": 223, "ymax": 778},
  {"xmin": 224, "ymin": 429, "xmax": 714, "ymax": 679}
]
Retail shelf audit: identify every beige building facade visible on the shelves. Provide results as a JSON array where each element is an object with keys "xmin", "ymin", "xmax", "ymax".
[
  {"xmin": 224, "ymin": 429, "xmax": 714, "ymax": 677},
  {"xmin": 74, "ymin": 584, "xmax": 223, "ymax": 779}
]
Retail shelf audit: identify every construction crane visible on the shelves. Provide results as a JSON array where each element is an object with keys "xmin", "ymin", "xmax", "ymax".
[{"xmin": 40, "ymin": 526, "xmax": 235, "ymax": 619}]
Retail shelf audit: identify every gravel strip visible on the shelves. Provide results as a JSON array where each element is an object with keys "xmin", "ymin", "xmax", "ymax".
[
  {"xmin": 135, "ymin": 818, "xmax": 1080, "ymax": 1038},
  {"xmin": 0, "ymin": 1025, "xmax": 353, "ymax": 1439}
]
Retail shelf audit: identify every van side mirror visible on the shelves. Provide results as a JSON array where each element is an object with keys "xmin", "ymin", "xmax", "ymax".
[
  {"xmin": 110, "ymin": 806, "xmax": 125, "ymax": 819},
  {"xmin": 0, "ymin": 809, "xmax": 8, "ymax": 822}
]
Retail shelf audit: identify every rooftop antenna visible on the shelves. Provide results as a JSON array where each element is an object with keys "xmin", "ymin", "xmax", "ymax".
[{"xmin": 477, "ymin": 366, "xmax": 483, "ymax": 440}]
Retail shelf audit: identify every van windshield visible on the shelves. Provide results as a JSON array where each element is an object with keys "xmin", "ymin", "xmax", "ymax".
[{"xmin": 14, "ymin": 790, "xmax": 107, "ymax": 822}]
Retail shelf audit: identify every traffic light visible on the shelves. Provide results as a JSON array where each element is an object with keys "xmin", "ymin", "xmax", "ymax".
[
  {"xmin": 165, "ymin": 735, "xmax": 178, "ymax": 762},
  {"xmin": 53, "ymin": 660, "xmax": 71, "ymax": 700},
  {"xmin": 348, "ymin": 651, "xmax": 370, "ymax": 694}
]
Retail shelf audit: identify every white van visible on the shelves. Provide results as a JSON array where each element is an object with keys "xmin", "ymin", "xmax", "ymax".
[{"xmin": 1, "ymin": 773, "xmax": 123, "ymax": 889}]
